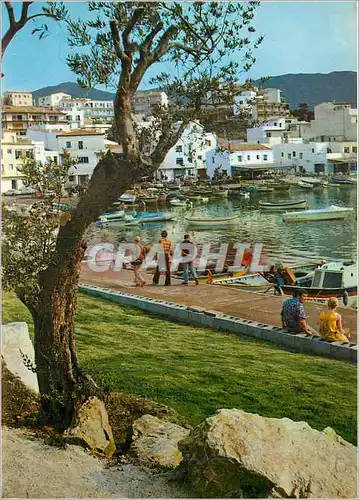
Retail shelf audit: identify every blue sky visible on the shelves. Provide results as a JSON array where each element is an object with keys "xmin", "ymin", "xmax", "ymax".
[{"xmin": 1, "ymin": 1, "xmax": 357, "ymax": 92}]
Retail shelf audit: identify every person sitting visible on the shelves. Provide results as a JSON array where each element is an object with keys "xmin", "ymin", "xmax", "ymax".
[
  {"xmin": 318, "ymin": 297, "xmax": 351, "ymax": 342},
  {"xmin": 281, "ymin": 289, "xmax": 316, "ymax": 335}
]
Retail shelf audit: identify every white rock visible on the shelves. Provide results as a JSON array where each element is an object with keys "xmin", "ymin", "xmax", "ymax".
[
  {"xmin": 130, "ymin": 414, "xmax": 190, "ymax": 468},
  {"xmin": 2, "ymin": 322, "xmax": 39, "ymax": 393},
  {"xmin": 179, "ymin": 408, "xmax": 357, "ymax": 498}
]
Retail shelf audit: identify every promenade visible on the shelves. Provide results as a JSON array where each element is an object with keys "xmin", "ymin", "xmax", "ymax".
[{"xmin": 80, "ymin": 265, "xmax": 357, "ymax": 344}]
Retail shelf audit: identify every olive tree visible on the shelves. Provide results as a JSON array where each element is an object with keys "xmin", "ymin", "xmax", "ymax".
[{"xmin": 3, "ymin": 1, "xmax": 263, "ymax": 427}]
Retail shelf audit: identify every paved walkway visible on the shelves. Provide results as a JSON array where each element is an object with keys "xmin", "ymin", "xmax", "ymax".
[{"xmin": 80, "ymin": 265, "xmax": 357, "ymax": 343}]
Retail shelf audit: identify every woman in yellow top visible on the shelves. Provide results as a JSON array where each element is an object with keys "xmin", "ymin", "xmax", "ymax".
[{"xmin": 318, "ymin": 297, "xmax": 350, "ymax": 342}]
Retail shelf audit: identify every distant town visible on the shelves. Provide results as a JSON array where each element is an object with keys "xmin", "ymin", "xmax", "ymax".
[{"xmin": 1, "ymin": 85, "xmax": 357, "ymax": 194}]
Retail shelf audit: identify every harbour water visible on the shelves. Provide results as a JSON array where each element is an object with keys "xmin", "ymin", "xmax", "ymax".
[{"xmin": 88, "ymin": 185, "xmax": 357, "ymax": 265}]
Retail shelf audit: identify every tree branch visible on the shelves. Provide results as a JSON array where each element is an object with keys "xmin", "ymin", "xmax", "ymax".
[
  {"xmin": 122, "ymin": 6, "xmax": 144, "ymax": 54},
  {"xmin": 150, "ymin": 120, "xmax": 190, "ymax": 166},
  {"xmin": 19, "ymin": 1, "xmax": 33, "ymax": 24},
  {"xmin": 4, "ymin": 2, "xmax": 16, "ymax": 25},
  {"xmin": 109, "ymin": 20, "xmax": 129, "ymax": 63}
]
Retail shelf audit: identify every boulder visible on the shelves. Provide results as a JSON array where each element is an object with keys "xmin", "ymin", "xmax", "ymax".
[
  {"xmin": 130, "ymin": 414, "xmax": 190, "ymax": 468},
  {"xmin": 1, "ymin": 322, "xmax": 39, "ymax": 393},
  {"xmin": 64, "ymin": 397, "xmax": 116, "ymax": 457},
  {"xmin": 179, "ymin": 408, "xmax": 357, "ymax": 498}
]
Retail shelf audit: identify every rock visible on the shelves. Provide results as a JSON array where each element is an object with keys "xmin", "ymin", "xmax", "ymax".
[
  {"xmin": 130, "ymin": 414, "xmax": 190, "ymax": 468},
  {"xmin": 179, "ymin": 408, "xmax": 357, "ymax": 498},
  {"xmin": 1, "ymin": 322, "xmax": 39, "ymax": 393},
  {"xmin": 64, "ymin": 397, "xmax": 116, "ymax": 457}
]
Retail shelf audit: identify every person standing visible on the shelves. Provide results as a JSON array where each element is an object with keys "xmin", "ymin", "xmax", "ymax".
[
  {"xmin": 318, "ymin": 297, "xmax": 351, "ymax": 342},
  {"xmin": 181, "ymin": 234, "xmax": 199, "ymax": 285},
  {"xmin": 152, "ymin": 230, "xmax": 173, "ymax": 286},
  {"xmin": 132, "ymin": 236, "xmax": 146, "ymax": 287},
  {"xmin": 281, "ymin": 289, "xmax": 316, "ymax": 335}
]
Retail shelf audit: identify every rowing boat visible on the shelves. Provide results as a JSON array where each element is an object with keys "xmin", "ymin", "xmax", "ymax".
[
  {"xmin": 185, "ymin": 214, "xmax": 240, "ymax": 228},
  {"xmin": 282, "ymin": 205, "xmax": 354, "ymax": 222},
  {"xmin": 259, "ymin": 199, "xmax": 307, "ymax": 210}
]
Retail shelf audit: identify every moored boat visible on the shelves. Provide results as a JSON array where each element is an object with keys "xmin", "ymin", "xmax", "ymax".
[
  {"xmin": 282, "ymin": 205, "xmax": 354, "ymax": 222},
  {"xmin": 98, "ymin": 210, "xmax": 125, "ymax": 222},
  {"xmin": 259, "ymin": 199, "xmax": 307, "ymax": 210},
  {"xmin": 119, "ymin": 193, "xmax": 136, "ymax": 204},
  {"xmin": 296, "ymin": 181, "xmax": 313, "ymax": 189},
  {"xmin": 332, "ymin": 177, "xmax": 357, "ymax": 185},
  {"xmin": 169, "ymin": 198, "xmax": 191, "ymax": 207},
  {"xmin": 135, "ymin": 211, "xmax": 177, "ymax": 223},
  {"xmin": 185, "ymin": 214, "xmax": 240, "ymax": 228}
]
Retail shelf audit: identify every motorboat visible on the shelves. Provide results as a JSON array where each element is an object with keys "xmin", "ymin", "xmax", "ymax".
[
  {"xmin": 282, "ymin": 205, "xmax": 354, "ymax": 222},
  {"xmin": 259, "ymin": 199, "xmax": 307, "ymax": 210},
  {"xmin": 134, "ymin": 211, "xmax": 177, "ymax": 223},
  {"xmin": 332, "ymin": 177, "xmax": 357, "ymax": 185},
  {"xmin": 185, "ymin": 214, "xmax": 240, "ymax": 228},
  {"xmin": 98, "ymin": 210, "xmax": 125, "ymax": 222}
]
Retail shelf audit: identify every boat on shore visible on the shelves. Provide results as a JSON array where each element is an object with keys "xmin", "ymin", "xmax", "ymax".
[
  {"xmin": 282, "ymin": 205, "xmax": 354, "ymax": 222},
  {"xmin": 185, "ymin": 214, "xmax": 240, "ymax": 228},
  {"xmin": 259, "ymin": 199, "xmax": 307, "ymax": 210}
]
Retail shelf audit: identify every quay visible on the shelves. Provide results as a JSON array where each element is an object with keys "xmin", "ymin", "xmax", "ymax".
[{"xmin": 80, "ymin": 265, "xmax": 357, "ymax": 345}]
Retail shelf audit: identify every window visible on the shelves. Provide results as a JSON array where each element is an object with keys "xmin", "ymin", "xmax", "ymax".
[
  {"xmin": 299, "ymin": 153, "xmax": 303, "ymax": 159},
  {"xmin": 17, "ymin": 115, "xmax": 22, "ymax": 120},
  {"xmin": 15, "ymin": 150, "xmax": 22, "ymax": 159},
  {"xmin": 176, "ymin": 158, "xmax": 184, "ymax": 166},
  {"xmin": 311, "ymin": 148, "xmax": 315, "ymax": 153},
  {"xmin": 327, "ymin": 148, "xmax": 332, "ymax": 154},
  {"xmin": 175, "ymin": 145, "xmax": 183, "ymax": 153},
  {"xmin": 256, "ymin": 155, "xmax": 260, "ymax": 160},
  {"xmin": 205, "ymin": 139, "xmax": 212, "ymax": 147},
  {"xmin": 344, "ymin": 147, "xmax": 350, "ymax": 153},
  {"xmin": 76, "ymin": 115, "xmax": 81, "ymax": 121},
  {"xmin": 288, "ymin": 153, "xmax": 291, "ymax": 159},
  {"xmin": 78, "ymin": 157, "xmax": 89, "ymax": 164},
  {"xmin": 8, "ymin": 164, "xmax": 13, "ymax": 170},
  {"xmin": 78, "ymin": 141, "xmax": 84, "ymax": 150},
  {"xmin": 274, "ymin": 122, "xmax": 277, "ymax": 126},
  {"xmin": 292, "ymin": 151, "xmax": 296, "ymax": 157},
  {"xmin": 266, "ymin": 132, "xmax": 271, "ymax": 138},
  {"xmin": 353, "ymin": 147, "xmax": 357, "ymax": 153},
  {"xmin": 263, "ymin": 154, "xmax": 268, "ymax": 161},
  {"xmin": 247, "ymin": 155, "xmax": 251, "ymax": 160},
  {"xmin": 7, "ymin": 149, "xmax": 12, "ymax": 154},
  {"xmin": 237, "ymin": 155, "xmax": 242, "ymax": 162},
  {"xmin": 53, "ymin": 156, "xmax": 58, "ymax": 164},
  {"xmin": 281, "ymin": 152, "xmax": 284, "ymax": 158},
  {"xmin": 25, "ymin": 151, "xmax": 34, "ymax": 159},
  {"xmin": 212, "ymin": 157, "xmax": 215, "ymax": 164},
  {"xmin": 69, "ymin": 175, "xmax": 75, "ymax": 182},
  {"xmin": 66, "ymin": 141, "xmax": 72, "ymax": 148},
  {"xmin": 188, "ymin": 157, "xmax": 193, "ymax": 163}
]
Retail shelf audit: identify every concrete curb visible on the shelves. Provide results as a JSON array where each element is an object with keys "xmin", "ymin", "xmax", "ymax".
[{"xmin": 79, "ymin": 285, "xmax": 357, "ymax": 364}]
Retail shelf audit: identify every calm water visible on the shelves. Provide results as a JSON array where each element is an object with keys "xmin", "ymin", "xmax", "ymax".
[{"xmin": 88, "ymin": 185, "xmax": 357, "ymax": 265}]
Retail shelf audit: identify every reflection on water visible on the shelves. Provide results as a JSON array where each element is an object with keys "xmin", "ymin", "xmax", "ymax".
[{"xmin": 88, "ymin": 186, "xmax": 357, "ymax": 265}]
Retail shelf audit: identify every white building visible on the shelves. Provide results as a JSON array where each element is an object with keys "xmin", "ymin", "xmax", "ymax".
[
  {"xmin": 208, "ymin": 143, "xmax": 276, "ymax": 178},
  {"xmin": 247, "ymin": 117, "xmax": 311, "ymax": 146},
  {"xmin": 132, "ymin": 91, "xmax": 168, "ymax": 116},
  {"xmin": 3, "ymin": 90, "xmax": 33, "ymax": 107},
  {"xmin": 1, "ymin": 130, "xmax": 58, "ymax": 191},
  {"xmin": 273, "ymin": 141, "xmax": 357, "ymax": 175},
  {"xmin": 38, "ymin": 92, "xmax": 72, "ymax": 108},
  {"xmin": 301, "ymin": 102, "xmax": 357, "ymax": 142},
  {"xmin": 154, "ymin": 122, "xmax": 216, "ymax": 181},
  {"xmin": 234, "ymin": 87, "xmax": 290, "ymax": 122}
]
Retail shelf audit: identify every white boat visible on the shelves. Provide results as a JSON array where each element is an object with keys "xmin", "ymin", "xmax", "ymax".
[
  {"xmin": 135, "ymin": 212, "xmax": 177, "ymax": 223},
  {"xmin": 296, "ymin": 181, "xmax": 313, "ymax": 189},
  {"xmin": 96, "ymin": 214, "xmax": 139, "ymax": 227},
  {"xmin": 283, "ymin": 205, "xmax": 354, "ymax": 222},
  {"xmin": 259, "ymin": 199, "xmax": 307, "ymax": 210},
  {"xmin": 185, "ymin": 214, "xmax": 240, "ymax": 228},
  {"xmin": 300, "ymin": 178, "xmax": 327, "ymax": 186},
  {"xmin": 119, "ymin": 193, "xmax": 136, "ymax": 204},
  {"xmin": 98, "ymin": 210, "xmax": 125, "ymax": 222},
  {"xmin": 170, "ymin": 198, "xmax": 189, "ymax": 207}
]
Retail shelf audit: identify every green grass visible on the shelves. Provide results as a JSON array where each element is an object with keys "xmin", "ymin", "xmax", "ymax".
[{"xmin": 2, "ymin": 291, "xmax": 357, "ymax": 444}]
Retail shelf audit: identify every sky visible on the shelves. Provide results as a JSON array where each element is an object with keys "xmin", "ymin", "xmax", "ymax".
[{"xmin": 1, "ymin": 1, "xmax": 357, "ymax": 92}]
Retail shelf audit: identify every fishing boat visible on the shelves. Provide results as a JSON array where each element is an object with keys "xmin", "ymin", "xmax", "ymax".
[
  {"xmin": 135, "ymin": 211, "xmax": 177, "ymax": 223},
  {"xmin": 119, "ymin": 193, "xmax": 136, "ymax": 204},
  {"xmin": 96, "ymin": 214, "xmax": 139, "ymax": 227},
  {"xmin": 332, "ymin": 177, "xmax": 357, "ymax": 185},
  {"xmin": 169, "ymin": 198, "xmax": 190, "ymax": 207},
  {"xmin": 185, "ymin": 214, "xmax": 240, "ymax": 228},
  {"xmin": 259, "ymin": 199, "xmax": 307, "ymax": 210},
  {"xmin": 98, "ymin": 210, "xmax": 125, "ymax": 222},
  {"xmin": 296, "ymin": 181, "xmax": 313, "ymax": 189},
  {"xmin": 279, "ymin": 260, "xmax": 357, "ymax": 305},
  {"xmin": 300, "ymin": 178, "xmax": 328, "ymax": 187},
  {"xmin": 210, "ymin": 189, "xmax": 229, "ymax": 199},
  {"xmin": 282, "ymin": 205, "xmax": 354, "ymax": 222}
]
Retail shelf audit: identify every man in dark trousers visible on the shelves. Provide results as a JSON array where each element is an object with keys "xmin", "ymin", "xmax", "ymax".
[
  {"xmin": 281, "ymin": 289, "xmax": 316, "ymax": 335},
  {"xmin": 152, "ymin": 230, "xmax": 173, "ymax": 286}
]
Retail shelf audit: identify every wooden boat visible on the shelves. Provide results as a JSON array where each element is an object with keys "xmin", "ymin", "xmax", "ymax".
[
  {"xmin": 137, "ymin": 195, "xmax": 158, "ymax": 204},
  {"xmin": 332, "ymin": 177, "xmax": 357, "ymax": 185},
  {"xmin": 210, "ymin": 189, "xmax": 229, "ymax": 199},
  {"xmin": 259, "ymin": 199, "xmax": 307, "ymax": 210},
  {"xmin": 300, "ymin": 178, "xmax": 328, "ymax": 187},
  {"xmin": 169, "ymin": 198, "xmax": 190, "ymax": 207},
  {"xmin": 279, "ymin": 261, "xmax": 357, "ymax": 305},
  {"xmin": 282, "ymin": 205, "xmax": 354, "ymax": 222},
  {"xmin": 119, "ymin": 193, "xmax": 136, "ymax": 204},
  {"xmin": 157, "ymin": 193, "xmax": 168, "ymax": 205},
  {"xmin": 96, "ymin": 214, "xmax": 139, "ymax": 227},
  {"xmin": 98, "ymin": 210, "xmax": 125, "ymax": 222},
  {"xmin": 185, "ymin": 214, "xmax": 240, "ymax": 228},
  {"xmin": 135, "ymin": 211, "xmax": 177, "ymax": 223}
]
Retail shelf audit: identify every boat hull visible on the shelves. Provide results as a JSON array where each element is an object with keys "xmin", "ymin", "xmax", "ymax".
[
  {"xmin": 259, "ymin": 200, "xmax": 307, "ymax": 210},
  {"xmin": 185, "ymin": 215, "xmax": 240, "ymax": 227},
  {"xmin": 283, "ymin": 207, "xmax": 353, "ymax": 222},
  {"xmin": 281, "ymin": 285, "xmax": 357, "ymax": 300}
]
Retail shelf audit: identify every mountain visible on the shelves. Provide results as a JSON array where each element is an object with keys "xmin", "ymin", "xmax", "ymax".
[
  {"xmin": 255, "ymin": 71, "xmax": 357, "ymax": 109},
  {"xmin": 32, "ymin": 71, "xmax": 357, "ymax": 109},
  {"xmin": 32, "ymin": 82, "xmax": 115, "ymax": 103}
]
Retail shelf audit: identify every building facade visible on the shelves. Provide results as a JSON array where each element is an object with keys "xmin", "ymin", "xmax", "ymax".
[
  {"xmin": 132, "ymin": 91, "xmax": 168, "ymax": 116},
  {"xmin": 301, "ymin": 102, "xmax": 358, "ymax": 142},
  {"xmin": 247, "ymin": 118, "xmax": 311, "ymax": 146},
  {"xmin": 1, "ymin": 131, "xmax": 36, "ymax": 191},
  {"xmin": 234, "ymin": 87, "xmax": 290, "ymax": 123},
  {"xmin": 3, "ymin": 91, "xmax": 33, "ymax": 107},
  {"xmin": 2, "ymin": 105, "xmax": 69, "ymax": 135},
  {"xmin": 38, "ymin": 92, "xmax": 72, "ymax": 108}
]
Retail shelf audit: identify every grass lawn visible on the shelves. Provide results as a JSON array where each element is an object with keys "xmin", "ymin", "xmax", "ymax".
[{"xmin": 2, "ymin": 291, "xmax": 357, "ymax": 444}]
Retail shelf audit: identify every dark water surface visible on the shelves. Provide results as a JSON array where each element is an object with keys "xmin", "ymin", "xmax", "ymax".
[{"xmin": 88, "ymin": 185, "xmax": 357, "ymax": 265}]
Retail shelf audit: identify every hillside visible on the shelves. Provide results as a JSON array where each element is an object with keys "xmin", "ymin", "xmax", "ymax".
[
  {"xmin": 256, "ymin": 71, "xmax": 357, "ymax": 109},
  {"xmin": 32, "ymin": 71, "xmax": 357, "ymax": 109}
]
